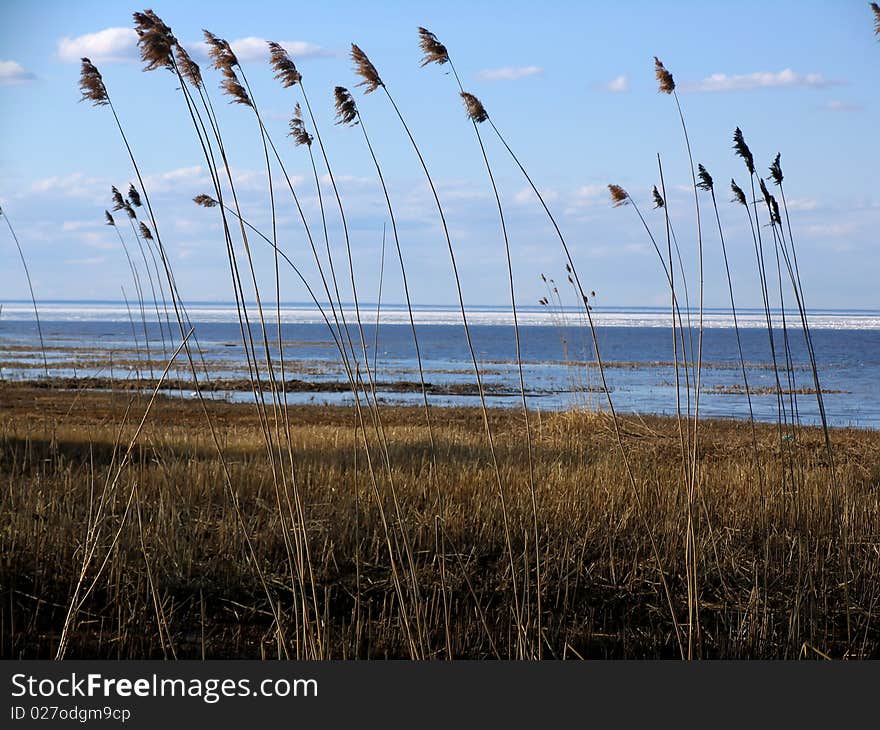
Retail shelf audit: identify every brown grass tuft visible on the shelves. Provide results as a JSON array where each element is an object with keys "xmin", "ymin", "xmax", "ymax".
[
  {"xmin": 418, "ymin": 27, "xmax": 449, "ymax": 66},
  {"xmin": 733, "ymin": 127, "xmax": 755, "ymax": 175},
  {"xmin": 654, "ymin": 56, "xmax": 675, "ymax": 93},
  {"xmin": 127, "ymin": 184, "xmax": 143, "ymax": 208},
  {"xmin": 104, "ymin": 210, "xmax": 115, "ymax": 226},
  {"xmin": 350, "ymin": 44, "xmax": 383, "ymax": 93},
  {"xmin": 608, "ymin": 184, "xmax": 630, "ymax": 207},
  {"xmin": 132, "ymin": 10, "xmax": 176, "ymax": 72},
  {"xmin": 138, "ymin": 222, "xmax": 154, "ymax": 240},
  {"xmin": 769, "ymin": 153, "xmax": 783, "ymax": 186},
  {"xmin": 730, "ymin": 179, "xmax": 747, "ymax": 206},
  {"xmin": 193, "ymin": 194, "xmax": 218, "ymax": 208},
  {"xmin": 333, "ymin": 86, "xmax": 358, "ymax": 126},
  {"xmin": 288, "ymin": 103, "xmax": 313, "ymax": 145},
  {"xmin": 460, "ymin": 92, "xmax": 488, "ymax": 123},
  {"xmin": 78, "ymin": 58, "xmax": 109, "ymax": 106},
  {"xmin": 267, "ymin": 41, "xmax": 302, "ymax": 87},
  {"xmin": 696, "ymin": 164, "xmax": 714, "ymax": 191},
  {"xmin": 174, "ymin": 44, "xmax": 203, "ymax": 88},
  {"xmin": 651, "ymin": 185, "xmax": 665, "ymax": 209},
  {"xmin": 203, "ymin": 30, "xmax": 237, "ymax": 75}
]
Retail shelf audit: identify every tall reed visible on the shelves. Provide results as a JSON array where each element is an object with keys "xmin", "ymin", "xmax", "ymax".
[
  {"xmin": 1, "ymin": 205, "xmax": 48, "ymax": 377},
  {"xmin": 350, "ymin": 42, "xmax": 524, "ymax": 656},
  {"xmin": 417, "ymin": 27, "xmax": 542, "ymax": 657}
]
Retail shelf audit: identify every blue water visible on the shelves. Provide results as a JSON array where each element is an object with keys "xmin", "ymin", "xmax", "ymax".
[{"xmin": 2, "ymin": 301, "xmax": 878, "ymax": 428}]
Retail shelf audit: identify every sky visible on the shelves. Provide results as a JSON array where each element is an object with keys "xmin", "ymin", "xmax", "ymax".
[{"xmin": 1, "ymin": 0, "xmax": 878, "ymax": 310}]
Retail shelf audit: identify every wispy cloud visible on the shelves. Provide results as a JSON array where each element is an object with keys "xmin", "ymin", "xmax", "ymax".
[
  {"xmin": 681, "ymin": 68, "xmax": 837, "ymax": 93},
  {"xmin": 601, "ymin": 74, "xmax": 629, "ymax": 93},
  {"xmin": 57, "ymin": 28, "xmax": 138, "ymax": 64},
  {"xmin": 0, "ymin": 60, "xmax": 37, "ymax": 85},
  {"xmin": 192, "ymin": 37, "xmax": 332, "ymax": 63},
  {"xmin": 820, "ymin": 99, "xmax": 861, "ymax": 112},
  {"xmin": 476, "ymin": 65, "xmax": 543, "ymax": 82}
]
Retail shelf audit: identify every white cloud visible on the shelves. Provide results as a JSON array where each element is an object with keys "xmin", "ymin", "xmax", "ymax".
[
  {"xmin": 681, "ymin": 68, "xmax": 836, "ymax": 93},
  {"xmin": 57, "ymin": 28, "xmax": 139, "ymax": 64},
  {"xmin": 820, "ymin": 99, "xmax": 861, "ymax": 112},
  {"xmin": 0, "ymin": 60, "xmax": 37, "ymax": 85},
  {"xmin": 804, "ymin": 221, "xmax": 858, "ymax": 238},
  {"xmin": 192, "ymin": 37, "xmax": 331, "ymax": 64},
  {"xmin": 571, "ymin": 185, "xmax": 604, "ymax": 204},
  {"xmin": 602, "ymin": 74, "xmax": 629, "ymax": 93},
  {"xmin": 513, "ymin": 187, "xmax": 557, "ymax": 205},
  {"xmin": 476, "ymin": 66, "xmax": 543, "ymax": 82}
]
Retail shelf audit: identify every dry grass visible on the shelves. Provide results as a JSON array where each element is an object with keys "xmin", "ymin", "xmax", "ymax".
[{"xmin": 2, "ymin": 384, "xmax": 877, "ymax": 659}]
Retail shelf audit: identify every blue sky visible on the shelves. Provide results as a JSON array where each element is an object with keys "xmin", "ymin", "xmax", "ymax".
[{"xmin": 1, "ymin": 0, "xmax": 877, "ymax": 309}]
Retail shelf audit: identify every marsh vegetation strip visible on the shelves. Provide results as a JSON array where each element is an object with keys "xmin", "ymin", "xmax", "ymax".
[{"xmin": 1, "ymin": 387, "xmax": 877, "ymax": 659}]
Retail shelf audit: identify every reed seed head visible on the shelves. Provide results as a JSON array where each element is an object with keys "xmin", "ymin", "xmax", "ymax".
[
  {"xmin": 220, "ymin": 72, "xmax": 253, "ymax": 107},
  {"xmin": 608, "ymin": 184, "xmax": 630, "ymax": 207},
  {"xmin": 333, "ymin": 86, "xmax": 359, "ymax": 126},
  {"xmin": 79, "ymin": 58, "xmax": 109, "ymax": 106},
  {"xmin": 770, "ymin": 195, "xmax": 782, "ymax": 225},
  {"xmin": 132, "ymin": 10, "xmax": 176, "ymax": 72},
  {"xmin": 123, "ymin": 202, "xmax": 136, "ymax": 219},
  {"xmin": 654, "ymin": 57, "xmax": 675, "ymax": 94},
  {"xmin": 733, "ymin": 127, "xmax": 755, "ymax": 175},
  {"xmin": 696, "ymin": 164, "xmax": 714, "ymax": 192},
  {"xmin": 351, "ymin": 44, "xmax": 383, "ymax": 93},
  {"xmin": 193, "ymin": 194, "xmax": 218, "ymax": 208},
  {"xmin": 110, "ymin": 186, "xmax": 126, "ymax": 211},
  {"xmin": 460, "ymin": 92, "xmax": 488, "ymax": 123},
  {"xmin": 174, "ymin": 44, "xmax": 203, "ymax": 88},
  {"xmin": 104, "ymin": 210, "xmax": 115, "ymax": 226},
  {"xmin": 138, "ymin": 222, "xmax": 154, "ymax": 240},
  {"xmin": 267, "ymin": 42, "xmax": 302, "ymax": 87},
  {"xmin": 730, "ymin": 179, "xmax": 747, "ymax": 206},
  {"xmin": 203, "ymin": 30, "xmax": 238, "ymax": 76},
  {"xmin": 418, "ymin": 27, "xmax": 449, "ymax": 66},
  {"xmin": 127, "ymin": 185, "xmax": 142, "ymax": 208},
  {"xmin": 872, "ymin": 2, "xmax": 880, "ymax": 35},
  {"xmin": 289, "ymin": 103, "xmax": 313, "ymax": 145},
  {"xmin": 769, "ymin": 153, "xmax": 783, "ymax": 186},
  {"xmin": 651, "ymin": 185, "xmax": 665, "ymax": 209}
]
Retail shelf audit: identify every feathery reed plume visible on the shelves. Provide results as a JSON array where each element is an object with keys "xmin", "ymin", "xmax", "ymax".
[
  {"xmin": 654, "ymin": 56, "xmax": 675, "ymax": 93},
  {"xmin": 733, "ymin": 127, "xmax": 755, "ymax": 174},
  {"xmin": 351, "ymin": 44, "xmax": 383, "ymax": 93},
  {"xmin": 104, "ymin": 210, "xmax": 115, "ymax": 226},
  {"xmin": 696, "ymin": 164, "xmax": 713, "ymax": 191},
  {"xmin": 769, "ymin": 153, "xmax": 783, "ymax": 186},
  {"xmin": 193, "ymin": 193, "xmax": 218, "ymax": 208},
  {"xmin": 78, "ymin": 58, "xmax": 108, "ymax": 106},
  {"xmin": 418, "ymin": 27, "xmax": 449, "ymax": 66},
  {"xmin": 203, "ymin": 30, "xmax": 237, "ymax": 74},
  {"xmin": 138, "ymin": 222, "xmax": 153, "ymax": 240},
  {"xmin": 220, "ymin": 73, "xmax": 253, "ymax": 106},
  {"xmin": 111, "ymin": 186, "xmax": 126, "ymax": 211},
  {"xmin": 122, "ymin": 201, "xmax": 136, "ymax": 219},
  {"xmin": 174, "ymin": 44, "xmax": 203, "ymax": 89},
  {"xmin": 460, "ymin": 92, "xmax": 488, "ymax": 123},
  {"xmin": 267, "ymin": 41, "xmax": 301, "ymax": 87},
  {"xmin": 608, "ymin": 184, "xmax": 629, "ymax": 207},
  {"xmin": 333, "ymin": 86, "xmax": 359, "ymax": 126},
  {"xmin": 132, "ymin": 10, "xmax": 176, "ymax": 71},
  {"xmin": 872, "ymin": 2, "xmax": 880, "ymax": 35},
  {"xmin": 652, "ymin": 185, "xmax": 665, "ymax": 208},
  {"xmin": 127, "ymin": 184, "xmax": 142, "ymax": 208},
  {"xmin": 730, "ymin": 179, "xmax": 747, "ymax": 206},
  {"xmin": 288, "ymin": 103, "xmax": 313, "ymax": 146}
]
